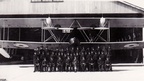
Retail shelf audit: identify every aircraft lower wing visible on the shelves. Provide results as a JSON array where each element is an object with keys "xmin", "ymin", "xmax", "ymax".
[
  {"xmin": 109, "ymin": 42, "xmax": 142, "ymax": 50},
  {"xmin": 0, "ymin": 40, "xmax": 69, "ymax": 49},
  {"xmin": 0, "ymin": 40, "xmax": 144, "ymax": 50}
]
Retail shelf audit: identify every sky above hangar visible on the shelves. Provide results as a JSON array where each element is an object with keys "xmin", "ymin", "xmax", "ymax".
[{"xmin": 123, "ymin": 0, "xmax": 144, "ymax": 9}]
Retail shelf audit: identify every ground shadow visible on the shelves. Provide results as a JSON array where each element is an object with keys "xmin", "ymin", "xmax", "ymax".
[{"xmin": 19, "ymin": 65, "xmax": 34, "ymax": 68}]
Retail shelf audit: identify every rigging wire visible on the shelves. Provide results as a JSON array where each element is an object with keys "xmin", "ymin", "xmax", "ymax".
[
  {"xmin": 2, "ymin": 20, "xmax": 6, "ymax": 48},
  {"xmin": 19, "ymin": 28, "xmax": 21, "ymax": 41}
]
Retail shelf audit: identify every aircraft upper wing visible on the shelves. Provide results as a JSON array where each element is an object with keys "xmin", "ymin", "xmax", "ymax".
[
  {"xmin": 42, "ymin": 27, "xmax": 94, "ymax": 30},
  {"xmin": 0, "ymin": 40, "xmax": 144, "ymax": 50}
]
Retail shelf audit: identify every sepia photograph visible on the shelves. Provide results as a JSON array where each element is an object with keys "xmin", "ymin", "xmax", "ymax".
[{"xmin": 0, "ymin": 0, "xmax": 144, "ymax": 81}]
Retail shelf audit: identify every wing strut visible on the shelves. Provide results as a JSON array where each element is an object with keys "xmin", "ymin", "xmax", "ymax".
[{"xmin": 76, "ymin": 20, "xmax": 91, "ymax": 42}]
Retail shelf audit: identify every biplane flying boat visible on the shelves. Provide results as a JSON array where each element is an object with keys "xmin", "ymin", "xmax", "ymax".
[{"xmin": 0, "ymin": 17, "xmax": 143, "ymax": 59}]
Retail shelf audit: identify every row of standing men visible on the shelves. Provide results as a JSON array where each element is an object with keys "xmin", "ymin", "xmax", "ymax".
[{"xmin": 33, "ymin": 46, "xmax": 112, "ymax": 72}]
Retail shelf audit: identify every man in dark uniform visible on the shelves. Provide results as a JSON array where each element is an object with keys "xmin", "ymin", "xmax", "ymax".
[
  {"xmin": 105, "ymin": 57, "xmax": 112, "ymax": 71},
  {"xmin": 39, "ymin": 46, "xmax": 45, "ymax": 72},
  {"xmin": 33, "ymin": 48, "xmax": 40, "ymax": 72},
  {"xmin": 80, "ymin": 56, "xmax": 86, "ymax": 71},
  {"xmin": 49, "ymin": 56, "xmax": 53, "ymax": 72},
  {"xmin": 79, "ymin": 52, "xmax": 84, "ymax": 71},
  {"xmin": 71, "ymin": 47, "xmax": 74, "ymax": 53},
  {"xmin": 71, "ymin": 52, "xmax": 75, "ymax": 71},
  {"xmin": 60, "ymin": 52, "xmax": 65, "ymax": 71},
  {"xmin": 35, "ymin": 57, "xmax": 40, "ymax": 72},
  {"xmin": 53, "ymin": 51, "xmax": 58, "ymax": 71},
  {"xmin": 45, "ymin": 48, "xmax": 50, "ymax": 72},
  {"xmin": 76, "ymin": 47, "xmax": 79, "ymax": 53},
  {"xmin": 57, "ymin": 56, "xmax": 63, "ymax": 71},
  {"xmin": 72, "ymin": 56, "xmax": 79, "ymax": 72},
  {"xmin": 34, "ymin": 47, "xmax": 41, "ymax": 72},
  {"xmin": 66, "ymin": 48, "xmax": 69, "ymax": 54},
  {"xmin": 91, "ymin": 47, "xmax": 95, "ymax": 52},
  {"xmin": 33, "ymin": 49, "xmax": 37, "ymax": 72},
  {"xmin": 49, "ymin": 51, "xmax": 55, "ymax": 72},
  {"xmin": 93, "ymin": 52, "xmax": 99, "ymax": 71},
  {"xmin": 98, "ymin": 57, "xmax": 103, "ymax": 71},
  {"xmin": 76, "ymin": 52, "xmax": 80, "ymax": 71},
  {"xmin": 65, "ymin": 55, "xmax": 70, "ymax": 71},
  {"xmin": 86, "ymin": 52, "xmax": 91, "ymax": 71},
  {"xmin": 98, "ymin": 52, "xmax": 106, "ymax": 71},
  {"xmin": 69, "ymin": 53, "xmax": 74, "ymax": 71},
  {"xmin": 96, "ymin": 46, "xmax": 100, "ymax": 54},
  {"xmin": 89, "ymin": 57, "xmax": 94, "ymax": 71},
  {"xmin": 42, "ymin": 58, "xmax": 48, "ymax": 72}
]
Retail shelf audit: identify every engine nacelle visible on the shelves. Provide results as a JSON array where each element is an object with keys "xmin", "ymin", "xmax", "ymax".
[{"xmin": 69, "ymin": 37, "xmax": 80, "ymax": 46}]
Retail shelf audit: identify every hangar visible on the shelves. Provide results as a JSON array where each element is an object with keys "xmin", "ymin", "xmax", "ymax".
[{"xmin": 0, "ymin": 0, "xmax": 144, "ymax": 81}]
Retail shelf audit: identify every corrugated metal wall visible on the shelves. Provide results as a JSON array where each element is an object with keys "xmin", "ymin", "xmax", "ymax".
[{"xmin": 0, "ymin": 0, "xmax": 141, "ymax": 14}]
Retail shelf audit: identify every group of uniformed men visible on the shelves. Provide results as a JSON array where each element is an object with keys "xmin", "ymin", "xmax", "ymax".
[{"xmin": 33, "ymin": 46, "xmax": 112, "ymax": 72}]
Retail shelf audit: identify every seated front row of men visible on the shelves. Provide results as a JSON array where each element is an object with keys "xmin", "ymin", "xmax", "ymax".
[{"xmin": 33, "ymin": 47, "xmax": 112, "ymax": 72}]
